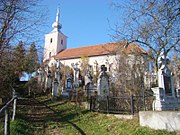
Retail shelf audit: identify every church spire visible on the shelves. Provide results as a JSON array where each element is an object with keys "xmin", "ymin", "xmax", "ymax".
[
  {"xmin": 56, "ymin": 8, "xmax": 59, "ymax": 22},
  {"xmin": 52, "ymin": 8, "xmax": 62, "ymax": 32}
]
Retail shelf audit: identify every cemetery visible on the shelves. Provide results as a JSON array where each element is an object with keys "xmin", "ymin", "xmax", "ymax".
[{"xmin": 0, "ymin": 1, "xmax": 179, "ymax": 134}]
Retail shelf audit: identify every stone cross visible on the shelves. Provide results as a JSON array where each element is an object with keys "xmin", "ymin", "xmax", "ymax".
[
  {"xmin": 157, "ymin": 51, "xmax": 174, "ymax": 96},
  {"xmin": 45, "ymin": 67, "xmax": 52, "ymax": 90},
  {"xmin": 97, "ymin": 65, "xmax": 109, "ymax": 96},
  {"xmin": 158, "ymin": 51, "xmax": 170, "ymax": 69},
  {"xmin": 151, "ymin": 51, "xmax": 180, "ymax": 111},
  {"xmin": 71, "ymin": 62, "xmax": 79, "ymax": 88},
  {"xmin": 101, "ymin": 65, "xmax": 107, "ymax": 74},
  {"xmin": 55, "ymin": 60, "xmax": 61, "ymax": 82}
]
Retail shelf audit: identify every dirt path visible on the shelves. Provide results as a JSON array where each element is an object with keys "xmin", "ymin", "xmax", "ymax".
[{"xmin": 16, "ymin": 97, "xmax": 62, "ymax": 135}]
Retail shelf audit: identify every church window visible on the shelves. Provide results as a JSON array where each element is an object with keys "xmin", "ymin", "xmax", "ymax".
[
  {"xmin": 61, "ymin": 39, "xmax": 63, "ymax": 45},
  {"xmin": 50, "ymin": 38, "xmax": 53, "ymax": 43}
]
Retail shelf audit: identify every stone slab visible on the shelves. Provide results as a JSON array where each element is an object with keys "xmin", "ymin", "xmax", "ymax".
[{"xmin": 139, "ymin": 111, "xmax": 180, "ymax": 131}]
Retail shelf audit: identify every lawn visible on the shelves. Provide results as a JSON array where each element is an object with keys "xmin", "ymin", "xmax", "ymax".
[{"xmin": 0, "ymin": 95, "xmax": 177, "ymax": 135}]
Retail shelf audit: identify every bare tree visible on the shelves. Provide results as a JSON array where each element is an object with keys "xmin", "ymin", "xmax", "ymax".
[
  {"xmin": 80, "ymin": 55, "xmax": 90, "ymax": 77},
  {"xmin": 110, "ymin": 46, "xmax": 146, "ymax": 96},
  {"xmin": 0, "ymin": 0, "xmax": 46, "ymax": 98},
  {"xmin": 0, "ymin": 0, "xmax": 46, "ymax": 56},
  {"xmin": 111, "ymin": 0, "xmax": 179, "ymax": 71}
]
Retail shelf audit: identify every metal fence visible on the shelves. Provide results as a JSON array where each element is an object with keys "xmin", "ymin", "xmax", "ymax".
[
  {"xmin": 0, "ymin": 96, "xmax": 17, "ymax": 135},
  {"xmin": 90, "ymin": 93, "xmax": 154, "ymax": 115}
]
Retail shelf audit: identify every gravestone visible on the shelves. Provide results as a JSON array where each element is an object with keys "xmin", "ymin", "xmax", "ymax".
[
  {"xmin": 52, "ymin": 78, "xmax": 59, "ymax": 99},
  {"xmin": 71, "ymin": 63, "xmax": 80, "ymax": 88},
  {"xmin": 85, "ymin": 69, "xmax": 94, "ymax": 99},
  {"xmin": 45, "ymin": 67, "xmax": 52, "ymax": 91},
  {"xmin": 38, "ymin": 66, "xmax": 46, "ymax": 89},
  {"xmin": 97, "ymin": 65, "xmax": 109, "ymax": 96},
  {"xmin": 55, "ymin": 61, "xmax": 61, "ymax": 82},
  {"xmin": 151, "ymin": 51, "xmax": 180, "ymax": 110},
  {"xmin": 66, "ymin": 74, "xmax": 73, "ymax": 90},
  {"xmin": 61, "ymin": 73, "xmax": 73, "ymax": 97},
  {"xmin": 52, "ymin": 62, "xmax": 61, "ymax": 99}
]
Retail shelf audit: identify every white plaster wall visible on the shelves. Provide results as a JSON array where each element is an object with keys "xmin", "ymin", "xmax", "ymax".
[
  {"xmin": 59, "ymin": 54, "xmax": 117, "ymax": 72},
  {"xmin": 139, "ymin": 111, "xmax": 180, "ymax": 131},
  {"xmin": 57, "ymin": 32, "xmax": 67, "ymax": 52},
  {"xmin": 44, "ymin": 32, "xmax": 58, "ymax": 60},
  {"xmin": 44, "ymin": 31, "xmax": 67, "ymax": 61}
]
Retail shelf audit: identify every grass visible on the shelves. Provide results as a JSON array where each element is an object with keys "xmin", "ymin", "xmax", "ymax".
[{"xmin": 1, "ymin": 95, "xmax": 178, "ymax": 135}]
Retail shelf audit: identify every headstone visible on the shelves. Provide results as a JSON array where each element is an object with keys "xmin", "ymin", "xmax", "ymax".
[
  {"xmin": 45, "ymin": 67, "xmax": 52, "ymax": 90},
  {"xmin": 97, "ymin": 65, "xmax": 109, "ymax": 96},
  {"xmin": 52, "ymin": 62, "xmax": 61, "ymax": 99},
  {"xmin": 56, "ymin": 60, "xmax": 61, "ymax": 82},
  {"xmin": 65, "ymin": 73, "xmax": 73, "ymax": 90},
  {"xmin": 52, "ymin": 78, "xmax": 59, "ymax": 99},
  {"xmin": 151, "ymin": 51, "xmax": 180, "ymax": 110},
  {"xmin": 61, "ymin": 73, "xmax": 73, "ymax": 97},
  {"xmin": 71, "ymin": 62, "xmax": 80, "ymax": 88},
  {"xmin": 85, "ymin": 69, "xmax": 93, "ymax": 99}
]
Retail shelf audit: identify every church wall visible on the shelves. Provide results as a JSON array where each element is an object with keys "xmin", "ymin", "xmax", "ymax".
[
  {"xmin": 59, "ymin": 54, "xmax": 117, "ymax": 73},
  {"xmin": 57, "ymin": 32, "xmax": 67, "ymax": 52},
  {"xmin": 44, "ymin": 32, "xmax": 58, "ymax": 60}
]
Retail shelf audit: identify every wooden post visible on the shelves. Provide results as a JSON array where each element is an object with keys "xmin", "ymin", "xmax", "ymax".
[
  {"xmin": 4, "ymin": 108, "xmax": 10, "ymax": 135},
  {"xmin": 130, "ymin": 95, "xmax": 134, "ymax": 115}
]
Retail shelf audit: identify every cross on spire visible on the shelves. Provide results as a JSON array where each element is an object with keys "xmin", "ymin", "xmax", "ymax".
[{"xmin": 52, "ymin": 7, "xmax": 62, "ymax": 32}]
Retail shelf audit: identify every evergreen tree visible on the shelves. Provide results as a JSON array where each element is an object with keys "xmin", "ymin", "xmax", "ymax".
[
  {"xmin": 25, "ymin": 42, "xmax": 39, "ymax": 79},
  {"xmin": 14, "ymin": 41, "xmax": 26, "ymax": 77}
]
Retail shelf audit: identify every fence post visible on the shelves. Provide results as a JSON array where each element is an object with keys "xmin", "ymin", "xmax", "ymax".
[
  {"xmin": 107, "ymin": 96, "xmax": 109, "ymax": 114},
  {"xmin": 12, "ymin": 89, "xmax": 17, "ymax": 121},
  {"xmin": 4, "ymin": 107, "xmax": 10, "ymax": 135},
  {"xmin": 130, "ymin": 95, "xmax": 134, "ymax": 115},
  {"xmin": 143, "ymin": 90, "xmax": 146, "ymax": 111},
  {"xmin": 90, "ymin": 96, "xmax": 92, "ymax": 111}
]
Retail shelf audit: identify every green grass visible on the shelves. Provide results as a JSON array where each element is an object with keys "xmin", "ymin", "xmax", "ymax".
[
  {"xmin": 11, "ymin": 119, "xmax": 33, "ymax": 135},
  {"xmin": 0, "ymin": 119, "xmax": 3, "ymax": 134},
  {"xmin": 9, "ymin": 95, "xmax": 178, "ymax": 135}
]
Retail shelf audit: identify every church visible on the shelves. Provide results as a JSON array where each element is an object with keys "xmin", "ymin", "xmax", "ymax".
[
  {"xmin": 43, "ymin": 9, "xmax": 147, "ymax": 75},
  {"xmin": 37, "ymin": 8, "xmax": 152, "ymax": 98}
]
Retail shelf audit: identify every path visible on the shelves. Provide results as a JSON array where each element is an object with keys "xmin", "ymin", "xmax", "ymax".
[
  {"xmin": 16, "ymin": 96, "xmax": 86, "ymax": 135},
  {"xmin": 16, "ymin": 97, "xmax": 62, "ymax": 135}
]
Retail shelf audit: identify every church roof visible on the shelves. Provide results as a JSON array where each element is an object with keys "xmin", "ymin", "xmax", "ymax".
[{"xmin": 54, "ymin": 42, "xmax": 147, "ymax": 60}]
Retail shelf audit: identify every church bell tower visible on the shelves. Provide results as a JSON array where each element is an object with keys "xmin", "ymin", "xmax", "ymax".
[{"xmin": 43, "ymin": 8, "xmax": 67, "ymax": 62}]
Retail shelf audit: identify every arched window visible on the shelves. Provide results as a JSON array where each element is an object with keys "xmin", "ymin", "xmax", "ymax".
[
  {"xmin": 49, "ymin": 52, "xmax": 51, "ymax": 58},
  {"xmin": 61, "ymin": 39, "xmax": 63, "ymax": 45},
  {"xmin": 50, "ymin": 38, "xmax": 53, "ymax": 43}
]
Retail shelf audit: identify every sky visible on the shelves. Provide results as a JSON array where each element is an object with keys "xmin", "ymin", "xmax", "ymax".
[{"xmin": 41, "ymin": 0, "xmax": 123, "ymax": 49}]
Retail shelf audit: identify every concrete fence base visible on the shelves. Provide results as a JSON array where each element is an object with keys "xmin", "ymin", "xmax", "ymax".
[{"xmin": 139, "ymin": 111, "xmax": 180, "ymax": 131}]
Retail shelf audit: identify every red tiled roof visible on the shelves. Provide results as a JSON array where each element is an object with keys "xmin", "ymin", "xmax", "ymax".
[{"xmin": 55, "ymin": 42, "xmax": 146, "ymax": 60}]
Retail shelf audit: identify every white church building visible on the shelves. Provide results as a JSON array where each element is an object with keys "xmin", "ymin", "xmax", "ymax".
[{"xmin": 43, "ymin": 9, "xmax": 147, "ymax": 74}]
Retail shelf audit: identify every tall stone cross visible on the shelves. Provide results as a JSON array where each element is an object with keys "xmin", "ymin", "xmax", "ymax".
[
  {"xmin": 71, "ymin": 62, "xmax": 80, "ymax": 88},
  {"xmin": 157, "ymin": 51, "xmax": 175, "ymax": 96},
  {"xmin": 158, "ymin": 51, "xmax": 170, "ymax": 69},
  {"xmin": 101, "ymin": 65, "xmax": 107, "ymax": 74}
]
